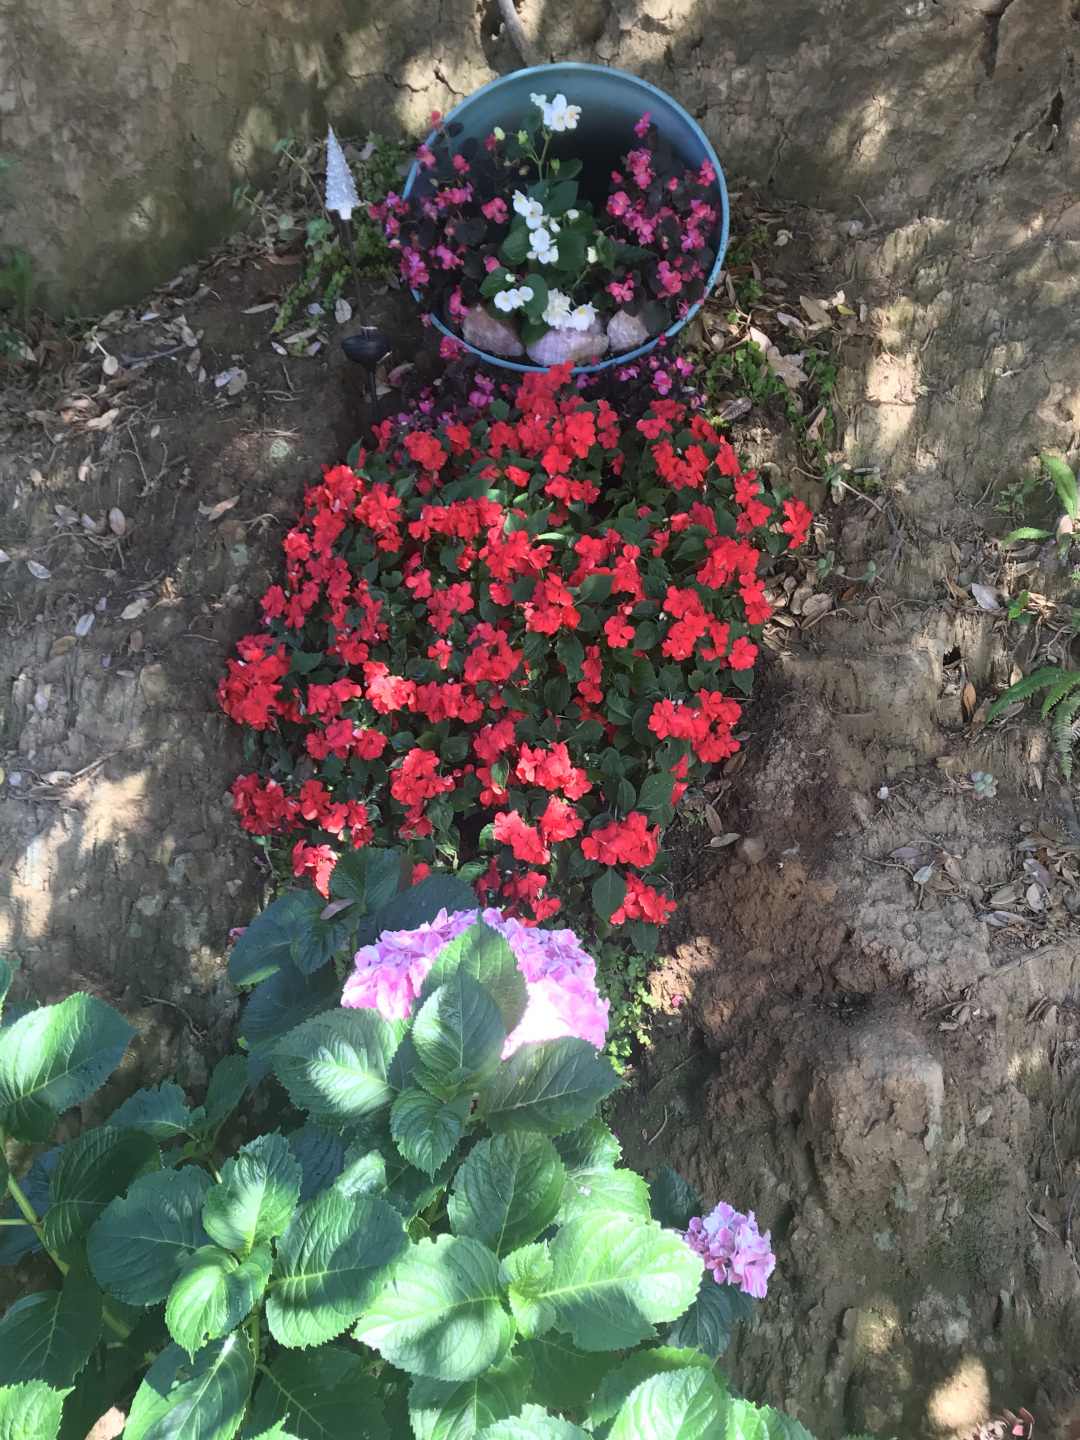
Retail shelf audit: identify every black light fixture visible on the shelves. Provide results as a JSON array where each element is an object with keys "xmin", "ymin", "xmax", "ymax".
[{"xmin": 326, "ymin": 126, "xmax": 391, "ymax": 422}]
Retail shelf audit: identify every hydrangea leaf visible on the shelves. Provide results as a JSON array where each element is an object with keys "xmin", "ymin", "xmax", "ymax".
[
  {"xmin": 588, "ymin": 1347, "xmax": 718, "ymax": 1429},
  {"xmin": 239, "ymin": 960, "xmax": 340, "ymax": 1086},
  {"xmin": 447, "ymin": 1133, "xmax": 565, "ymax": 1256},
  {"xmin": 667, "ymin": 1273, "xmax": 754, "ymax": 1360},
  {"xmin": 390, "ymin": 1088, "xmax": 471, "ymax": 1176},
  {"xmin": 358, "ymin": 875, "xmax": 477, "ymax": 945},
  {"xmin": 758, "ymin": 1407, "xmax": 820, "ymax": 1440},
  {"xmin": 354, "ymin": 1233, "xmax": 513, "ymax": 1381},
  {"xmin": 244, "ymin": 1347, "xmax": 388, "ymax": 1440},
  {"xmin": 420, "ymin": 923, "xmax": 527, "ymax": 1037},
  {"xmin": 229, "ymin": 892, "xmax": 324, "ymax": 987},
  {"xmin": 0, "ymin": 957, "xmax": 13, "ymax": 1011},
  {"xmin": 515, "ymin": 1334, "xmax": 618, "ymax": 1412},
  {"xmin": 125, "ymin": 1332, "xmax": 254, "ymax": 1440},
  {"xmin": 606, "ymin": 1367, "xmax": 727, "ymax": 1440},
  {"xmin": 202, "ymin": 1132, "xmax": 302, "ymax": 1253},
  {"xmin": 287, "ymin": 1124, "xmax": 344, "ymax": 1204},
  {"xmin": 412, "ymin": 972, "xmax": 505, "ymax": 1101},
  {"xmin": 408, "ymin": 1354, "xmax": 531, "ymax": 1440},
  {"xmin": 43, "ymin": 1126, "xmax": 160, "ymax": 1265},
  {"xmin": 498, "ymin": 1242, "xmax": 555, "ymax": 1338},
  {"xmin": 0, "ymin": 1147, "xmax": 60, "ymax": 1266},
  {"xmin": 272, "ymin": 1010, "xmax": 400, "ymax": 1123},
  {"xmin": 87, "ymin": 1167, "xmax": 212, "ymax": 1306},
  {"xmin": 327, "ymin": 847, "xmax": 402, "ymax": 911},
  {"xmin": 106, "ymin": 1082, "xmax": 192, "ymax": 1142},
  {"xmin": 188, "ymin": 1055, "xmax": 249, "ymax": 1140},
  {"xmin": 554, "ymin": 1129, "xmax": 649, "ymax": 1226},
  {"xmin": 0, "ymin": 1381, "xmax": 69, "ymax": 1440},
  {"xmin": 521, "ymin": 1212, "xmax": 703, "ymax": 1351},
  {"xmin": 648, "ymin": 1164, "xmax": 703, "ymax": 1232},
  {"xmin": 476, "ymin": 1405, "xmax": 590, "ymax": 1440},
  {"xmin": 0, "ymin": 995, "xmax": 135, "ymax": 1143},
  {"xmin": 0, "ymin": 1268, "xmax": 101, "ymax": 1388},
  {"xmin": 166, "ymin": 1243, "xmax": 272, "ymax": 1357},
  {"xmin": 476, "ymin": 1039, "xmax": 619, "ymax": 1136},
  {"xmin": 265, "ymin": 1188, "xmax": 407, "ymax": 1349}
]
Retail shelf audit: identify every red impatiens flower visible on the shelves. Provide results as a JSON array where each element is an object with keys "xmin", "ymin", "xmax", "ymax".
[
  {"xmin": 782, "ymin": 497, "xmax": 813, "ymax": 549},
  {"xmin": 493, "ymin": 809, "xmax": 550, "ymax": 864},
  {"xmin": 580, "ymin": 811, "xmax": 659, "ymax": 867}
]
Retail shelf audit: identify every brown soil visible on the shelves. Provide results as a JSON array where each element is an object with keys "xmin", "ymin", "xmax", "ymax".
[{"xmin": 3, "ymin": 190, "xmax": 1080, "ymax": 1440}]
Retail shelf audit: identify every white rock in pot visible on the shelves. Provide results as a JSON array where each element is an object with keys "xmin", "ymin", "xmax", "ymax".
[
  {"xmin": 526, "ymin": 319, "xmax": 610, "ymax": 367},
  {"xmin": 606, "ymin": 308, "xmax": 651, "ymax": 353},
  {"xmin": 461, "ymin": 305, "xmax": 525, "ymax": 358}
]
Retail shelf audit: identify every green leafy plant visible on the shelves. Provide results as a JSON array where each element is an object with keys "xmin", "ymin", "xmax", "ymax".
[
  {"xmin": 1002, "ymin": 453, "xmax": 1079, "ymax": 559},
  {"xmin": 0, "ymin": 859, "xmax": 840, "ymax": 1440},
  {"xmin": 986, "ymin": 664, "xmax": 1080, "ymax": 775}
]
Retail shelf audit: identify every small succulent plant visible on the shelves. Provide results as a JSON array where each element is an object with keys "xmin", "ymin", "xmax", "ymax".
[{"xmin": 971, "ymin": 770, "xmax": 998, "ymax": 798}]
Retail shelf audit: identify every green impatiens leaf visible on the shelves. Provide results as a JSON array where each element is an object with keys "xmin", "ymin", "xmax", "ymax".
[
  {"xmin": 166, "ymin": 1243, "xmax": 272, "ymax": 1356},
  {"xmin": 498, "ymin": 1242, "xmax": 554, "ymax": 1338},
  {"xmin": 390, "ymin": 1088, "xmax": 471, "ymax": 1176},
  {"xmin": 420, "ymin": 923, "xmax": 527, "ymax": 1037},
  {"xmin": 667, "ymin": 1274, "xmax": 754, "ymax": 1360},
  {"xmin": 107, "ymin": 1082, "xmax": 192, "ymax": 1142},
  {"xmin": 648, "ymin": 1164, "xmax": 703, "ymax": 1232},
  {"xmin": 0, "ymin": 1381, "xmax": 69, "ymax": 1440},
  {"xmin": 43, "ymin": 1126, "xmax": 160, "ymax": 1263},
  {"xmin": 448, "ymin": 1133, "xmax": 565, "ymax": 1256},
  {"xmin": 592, "ymin": 867, "xmax": 626, "ymax": 924},
  {"xmin": 411, "ymin": 972, "xmax": 505, "ymax": 1101},
  {"xmin": 408, "ymin": 1354, "xmax": 530, "ymax": 1440},
  {"xmin": 516, "ymin": 1334, "xmax": 618, "ymax": 1411},
  {"xmin": 272, "ymin": 1010, "xmax": 400, "ymax": 1123},
  {"xmin": 203, "ymin": 1132, "xmax": 302, "ymax": 1253},
  {"xmin": 476, "ymin": 1406, "xmax": 590, "ymax": 1440},
  {"xmin": 0, "ymin": 1267, "xmax": 101, "ymax": 1387},
  {"xmin": 229, "ymin": 892, "xmax": 324, "ymax": 986},
  {"xmin": 125, "ymin": 1332, "xmax": 254, "ymax": 1440},
  {"xmin": 519, "ymin": 1211, "xmax": 703, "ymax": 1350},
  {"xmin": 87, "ymin": 1167, "xmax": 212, "ymax": 1306},
  {"xmin": 588, "ymin": 1347, "xmax": 718, "ymax": 1429},
  {"xmin": 607, "ymin": 1367, "xmax": 726, "ymax": 1440},
  {"xmin": 266, "ymin": 1188, "xmax": 407, "ymax": 1348},
  {"xmin": 354, "ymin": 1233, "xmax": 513, "ymax": 1381},
  {"xmin": 476, "ymin": 1040, "xmax": 619, "ymax": 1135},
  {"xmin": 0, "ymin": 994, "xmax": 135, "ymax": 1143},
  {"xmin": 244, "ymin": 1347, "xmax": 388, "ymax": 1440}
]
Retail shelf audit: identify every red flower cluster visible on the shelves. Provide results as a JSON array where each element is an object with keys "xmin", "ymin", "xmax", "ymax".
[{"xmin": 220, "ymin": 362, "xmax": 807, "ymax": 928}]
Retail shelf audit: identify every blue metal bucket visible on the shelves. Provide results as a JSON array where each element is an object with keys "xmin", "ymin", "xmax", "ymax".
[{"xmin": 400, "ymin": 62, "xmax": 729, "ymax": 374}]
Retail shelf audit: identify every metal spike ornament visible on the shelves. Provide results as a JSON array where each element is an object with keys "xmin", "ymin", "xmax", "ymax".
[{"xmin": 327, "ymin": 126, "xmax": 390, "ymax": 421}]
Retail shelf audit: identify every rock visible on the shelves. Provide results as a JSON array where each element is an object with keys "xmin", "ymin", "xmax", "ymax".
[
  {"xmin": 606, "ymin": 308, "xmax": 650, "ymax": 352},
  {"xmin": 460, "ymin": 306, "xmax": 524, "ymax": 358},
  {"xmin": 526, "ymin": 320, "xmax": 610, "ymax": 367},
  {"xmin": 735, "ymin": 835, "xmax": 765, "ymax": 865},
  {"xmin": 139, "ymin": 663, "xmax": 170, "ymax": 705}
]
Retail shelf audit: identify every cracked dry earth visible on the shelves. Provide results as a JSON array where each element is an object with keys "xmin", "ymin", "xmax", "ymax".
[{"xmin": 4, "ymin": 0, "xmax": 1080, "ymax": 1437}]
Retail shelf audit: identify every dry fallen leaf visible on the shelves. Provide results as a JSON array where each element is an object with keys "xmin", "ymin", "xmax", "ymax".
[
  {"xmin": 0, "ymin": 549, "xmax": 10, "ymax": 564},
  {"xmin": 962, "ymin": 682, "xmax": 977, "ymax": 721},
  {"xmin": 129, "ymin": 629, "xmax": 144, "ymax": 652},
  {"xmin": 26, "ymin": 560, "xmax": 52, "ymax": 580},
  {"xmin": 800, "ymin": 294, "xmax": 832, "ymax": 327},
  {"xmin": 242, "ymin": 301, "xmax": 278, "ymax": 315},
  {"xmin": 704, "ymin": 803, "xmax": 725, "ymax": 837},
  {"xmin": 49, "ymin": 636, "xmax": 77, "ymax": 658},
  {"xmin": 75, "ymin": 612, "xmax": 94, "ymax": 637},
  {"xmin": 121, "ymin": 597, "xmax": 150, "ymax": 621},
  {"xmin": 334, "ymin": 297, "xmax": 352, "ymax": 324},
  {"xmin": 102, "ymin": 354, "xmax": 120, "ymax": 377},
  {"xmin": 86, "ymin": 407, "xmax": 121, "ymax": 432},
  {"xmin": 946, "ymin": 579, "xmax": 969, "ymax": 602},
  {"xmin": 841, "ymin": 584, "xmax": 860, "ymax": 602},
  {"xmin": 801, "ymin": 593, "xmax": 833, "ymax": 623},
  {"xmin": 198, "ymin": 495, "xmax": 240, "ymax": 521},
  {"xmin": 971, "ymin": 582, "xmax": 1001, "ymax": 612},
  {"xmin": 108, "ymin": 506, "xmax": 127, "ymax": 537}
]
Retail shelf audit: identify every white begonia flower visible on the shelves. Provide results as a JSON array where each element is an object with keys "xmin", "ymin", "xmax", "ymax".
[
  {"xmin": 542, "ymin": 290, "xmax": 574, "ymax": 329},
  {"xmin": 493, "ymin": 126, "xmax": 506, "ymax": 141},
  {"xmin": 530, "ymin": 93, "xmax": 548, "ymax": 106},
  {"xmin": 543, "ymin": 94, "xmax": 581, "ymax": 132},
  {"xmin": 494, "ymin": 284, "xmax": 536, "ymax": 312},
  {"xmin": 586, "ymin": 246, "xmax": 598, "ymax": 263},
  {"xmin": 569, "ymin": 302, "xmax": 597, "ymax": 331},
  {"xmin": 566, "ymin": 209, "xmax": 579, "ymax": 220},
  {"xmin": 518, "ymin": 285, "xmax": 534, "ymax": 302},
  {"xmin": 547, "ymin": 218, "xmax": 561, "ymax": 235},
  {"xmin": 527, "ymin": 229, "xmax": 559, "ymax": 264},
  {"xmin": 513, "ymin": 191, "xmax": 546, "ymax": 229}
]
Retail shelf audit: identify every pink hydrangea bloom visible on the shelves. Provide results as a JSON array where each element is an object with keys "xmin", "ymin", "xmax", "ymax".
[
  {"xmin": 682, "ymin": 1201, "xmax": 776, "ymax": 1299},
  {"xmin": 341, "ymin": 907, "xmax": 610, "ymax": 1056}
]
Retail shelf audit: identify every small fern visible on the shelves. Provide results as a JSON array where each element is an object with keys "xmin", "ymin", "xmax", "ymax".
[{"xmin": 987, "ymin": 663, "xmax": 1080, "ymax": 776}]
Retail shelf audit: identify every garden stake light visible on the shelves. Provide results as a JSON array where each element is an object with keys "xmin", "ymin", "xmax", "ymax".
[{"xmin": 326, "ymin": 125, "xmax": 390, "ymax": 421}]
